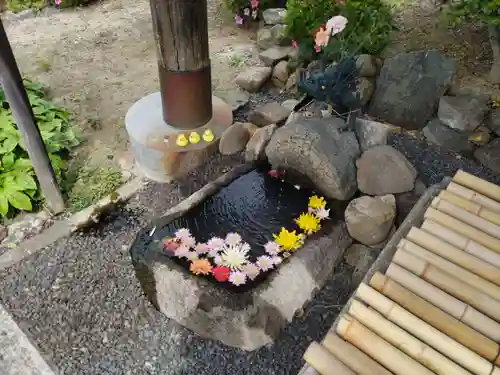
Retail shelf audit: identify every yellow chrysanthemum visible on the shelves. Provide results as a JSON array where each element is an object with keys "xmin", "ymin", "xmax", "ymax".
[
  {"xmin": 308, "ymin": 195, "xmax": 326, "ymax": 210},
  {"xmin": 189, "ymin": 259, "xmax": 213, "ymax": 275},
  {"xmin": 273, "ymin": 228, "xmax": 304, "ymax": 252},
  {"xmin": 295, "ymin": 212, "xmax": 321, "ymax": 235}
]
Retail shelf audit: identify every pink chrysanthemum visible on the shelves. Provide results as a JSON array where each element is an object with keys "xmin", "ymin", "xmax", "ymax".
[
  {"xmin": 229, "ymin": 271, "xmax": 247, "ymax": 286},
  {"xmin": 264, "ymin": 241, "xmax": 281, "ymax": 255},
  {"xmin": 242, "ymin": 263, "xmax": 260, "ymax": 280},
  {"xmin": 256, "ymin": 255, "xmax": 274, "ymax": 271}
]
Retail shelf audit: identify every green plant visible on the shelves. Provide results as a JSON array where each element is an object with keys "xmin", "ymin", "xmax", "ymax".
[
  {"xmin": 0, "ymin": 80, "xmax": 79, "ymax": 217},
  {"xmin": 285, "ymin": 0, "xmax": 394, "ymax": 62},
  {"xmin": 443, "ymin": 0, "xmax": 500, "ymax": 25},
  {"xmin": 6, "ymin": 0, "xmax": 44, "ymax": 12}
]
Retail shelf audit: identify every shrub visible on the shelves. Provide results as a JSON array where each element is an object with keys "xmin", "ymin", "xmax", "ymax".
[
  {"xmin": 0, "ymin": 81, "xmax": 79, "ymax": 217},
  {"xmin": 443, "ymin": 0, "xmax": 500, "ymax": 25},
  {"xmin": 6, "ymin": 0, "xmax": 98, "ymax": 11},
  {"xmin": 285, "ymin": 0, "xmax": 394, "ymax": 62}
]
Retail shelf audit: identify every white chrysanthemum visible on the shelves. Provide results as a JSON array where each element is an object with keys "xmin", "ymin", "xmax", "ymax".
[
  {"xmin": 256, "ymin": 255, "xmax": 274, "ymax": 271},
  {"xmin": 220, "ymin": 245, "xmax": 249, "ymax": 270},
  {"xmin": 264, "ymin": 241, "xmax": 280, "ymax": 255},
  {"xmin": 195, "ymin": 243, "xmax": 209, "ymax": 254},
  {"xmin": 182, "ymin": 235, "xmax": 196, "ymax": 249},
  {"xmin": 229, "ymin": 271, "xmax": 247, "ymax": 286},
  {"xmin": 174, "ymin": 245, "xmax": 191, "ymax": 258},
  {"xmin": 240, "ymin": 242, "xmax": 251, "ymax": 253},
  {"xmin": 207, "ymin": 237, "xmax": 225, "ymax": 251},
  {"xmin": 175, "ymin": 228, "xmax": 192, "ymax": 241},
  {"xmin": 213, "ymin": 255, "xmax": 223, "ymax": 265},
  {"xmin": 272, "ymin": 256, "xmax": 283, "ymax": 266},
  {"xmin": 315, "ymin": 207, "xmax": 330, "ymax": 220},
  {"xmin": 242, "ymin": 263, "xmax": 260, "ymax": 281},
  {"xmin": 185, "ymin": 251, "xmax": 199, "ymax": 261},
  {"xmin": 225, "ymin": 232, "xmax": 242, "ymax": 246}
]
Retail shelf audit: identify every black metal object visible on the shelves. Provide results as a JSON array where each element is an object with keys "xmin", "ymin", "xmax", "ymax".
[{"xmin": 0, "ymin": 19, "xmax": 64, "ymax": 214}]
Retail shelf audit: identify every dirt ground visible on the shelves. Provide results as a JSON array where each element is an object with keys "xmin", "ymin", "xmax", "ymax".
[{"xmin": 2, "ymin": 0, "xmax": 262, "ymax": 168}]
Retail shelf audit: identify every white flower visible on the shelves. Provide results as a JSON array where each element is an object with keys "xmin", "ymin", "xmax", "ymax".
[
  {"xmin": 213, "ymin": 255, "xmax": 223, "ymax": 265},
  {"xmin": 195, "ymin": 243, "xmax": 209, "ymax": 254},
  {"xmin": 175, "ymin": 228, "xmax": 192, "ymax": 241},
  {"xmin": 243, "ymin": 7, "xmax": 250, "ymax": 16},
  {"xmin": 264, "ymin": 241, "xmax": 281, "ymax": 255},
  {"xmin": 315, "ymin": 207, "xmax": 330, "ymax": 220},
  {"xmin": 207, "ymin": 237, "xmax": 225, "ymax": 251},
  {"xmin": 242, "ymin": 263, "xmax": 260, "ymax": 280},
  {"xmin": 220, "ymin": 244, "xmax": 249, "ymax": 270},
  {"xmin": 186, "ymin": 251, "xmax": 199, "ymax": 261},
  {"xmin": 326, "ymin": 15, "xmax": 348, "ymax": 36},
  {"xmin": 272, "ymin": 256, "xmax": 283, "ymax": 266},
  {"xmin": 229, "ymin": 271, "xmax": 247, "ymax": 286},
  {"xmin": 174, "ymin": 245, "xmax": 191, "ymax": 258},
  {"xmin": 241, "ymin": 242, "xmax": 251, "ymax": 252},
  {"xmin": 182, "ymin": 235, "xmax": 196, "ymax": 249},
  {"xmin": 256, "ymin": 255, "xmax": 274, "ymax": 271},
  {"xmin": 308, "ymin": 206, "xmax": 315, "ymax": 214},
  {"xmin": 225, "ymin": 232, "xmax": 242, "ymax": 246}
]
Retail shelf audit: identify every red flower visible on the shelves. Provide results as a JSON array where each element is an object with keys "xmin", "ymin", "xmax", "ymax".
[
  {"xmin": 163, "ymin": 238, "xmax": 180, "ymax": 252},
  {"xmin": 292, "ymin": 40, "xmax": 298, "ymax": 49},
  {"xmin": 212, "ymin": 266, "xmax": 231, "ymax": 282}
]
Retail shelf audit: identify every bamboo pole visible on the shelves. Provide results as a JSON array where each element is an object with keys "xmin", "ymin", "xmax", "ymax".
[
  {"xmin": 393, "ymin": 250, "xmax": 500, "ymax": 321},
  {"xmin": 399, "ymin": 239, "xmax": 500, "ymax": 300},
  {"xmin": 431, "ymin": 197, "xmax": 500, "ymax": 240},
  {"xmin": 421, "ymin": 220, "xmax": 500, "ymax": 268},
  {"xmin": 386, "ymin": 263, "xmax": 500, "ymax": 341},
  {"xmin": 453, "ymin": 170, "xmax": 500, "ymax": 203},
  {"xmin": 322, "ymin": 333, "xmax": 393, "ymax": 375},
  {"xmin": 439, "ymin": 190, "xmax": 500, "ymax": 226},
  {"xmin": 424, "ymin": 208, "xmax": 500, "ymax": 254},
  {"xmin": 447, "ymin": 181, "xmax": 500, "ymax": 214},
  {"xmin": 356, "ymin": 283, "xmax": 498, "ymax": 375},
  {"xmin": 303, "ymin": 342, "xmax": 356, "ymax": 375},
  {"xmin": 337, "ymin": 314, "xmax": 435, "ymax": 375},
  {"xmin": 405, "ymin": 228, "xmax": 500, "ymax": 285},
  {"xmin": 348, "ymin": 299, "xmax": 473, "ymax": 375},
  {"xmin": 370, "ymin": 272, "xmax": 500, "ymax": 363}
]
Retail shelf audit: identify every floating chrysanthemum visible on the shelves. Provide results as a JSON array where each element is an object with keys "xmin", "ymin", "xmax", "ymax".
[
  {"xmin": 186, "ymin": 251, "xmax": 200, "ymax": 261},
  {"xmin": 242, "ymin": 263, "xmax": 260, "ymax": 280},
  {"xmin": 195, "ymin": 243, "xmax": 210, "ymax": 254},
  {"xmin": 174, "ymin": 245, "xmax": 191, "ymax": 258},
  {"xmin": 163, "ymin": 237, "xmax": 180, "ymax": 252},
  {"xmin": 207, "ymin": 237, "xmax": 225, "ymax": 256},
  {"xmin": 229, "ymin": 271, "xmax": 247, "ymax": 286},
  {"xmin": 273, "ymin": 228, "xmax": 304, "ymax": 252},
  {"xmin": 212, "ymin": 266, "xmax": 231, "ymax": 282},
  {"xmin": 189, "ymin": 259, "xmax": 212, "ymax": 275},
  {"xmin": 175, "ymin": 228, "xmax": 192, "ymax": 241},
  {"xmin": 182, "ymin": 235, "xmax": 196, "ymax": 249},
  {"xmin": 220, "ymin": 244, "xmax": 249, "ymax": 270},
  {"xmin": 295, "ymin": 212, "xmax": 321, "ymax": 235},
  {"xmin": 308, "ymin": 195, "xmax": 326, "ymax": 210},
  {"xmin": 264, "ymin": 241, "xmax": 281, "ymax": 255},
  {"xmin": 272, "ymin": 256, "xmax": 283, "ymax": 266},
  {"xmin": 256, "ymin": 255, "xmax": 274, "ymax": 271},
  {"xmin": 315, "ymin": 207, "xmax": 330, "ymax": 220},
  {"xmin": 225, "ymin": 232, "xmax": 242, "ymax": 246}
]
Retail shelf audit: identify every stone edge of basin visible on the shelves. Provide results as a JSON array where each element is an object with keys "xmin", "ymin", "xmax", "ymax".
[
  {"xmin": 130, "ymin": 162, "xmax": 353, "ymax": 351},
  {"xmin": 296, "ymin": 176, "xmax": 452, "ymax": 375}
]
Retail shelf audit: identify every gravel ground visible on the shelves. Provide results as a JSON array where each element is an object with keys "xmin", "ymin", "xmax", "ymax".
[{"xmin": 0, "ymin": 152, "xmax": 356, "ymax": 375}]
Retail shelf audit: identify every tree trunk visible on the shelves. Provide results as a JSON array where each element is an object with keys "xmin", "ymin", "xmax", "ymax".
[
  {"xmin": 149, "ymin": 0, "xmax": 213, "ymax": 129},
  {"xmin": 0, "ymin": 19, "xmax": 64, "ymax": 214},
  {"xmin": 488, "ymin": 24, "xmax": 500, "ymax": 84}
]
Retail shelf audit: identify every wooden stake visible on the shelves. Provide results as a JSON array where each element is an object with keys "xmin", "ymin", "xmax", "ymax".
[
  {"xmin": 421, "ymin": 220, "xmax": 500, "ymax": 268},
  {"xmin": 0, "ymin": 20, "xmax": 64, "ymax": 214},
  {"xmin": 303, "ymin": 342, "xmax": 356, "ymax": 375},
  {"xmin": 431, "ymin": 197, "xmax": 500, "ymax": 240},
  {"xmin": 370, "ymin": 272, "xmax": 500, "ymax": 363},
  {"xmin": 424, "ymin": 208, "xmax": 500, "ymax": 254},
  {"xmin": 447, "ymin": 181, "xmax": 500, "ymax": 214},
  {"xmin": 337, "ymin": 314, "xmax": 435, "ymax": 375},
  {"xmin": 356, "ymin": 284, "xmax": 498, "ymax": 375},
  {"xmin": 392, "ymin": 251, "xmax": 500, "ymax": 322},
  {"xmin": 453, "ymin": 170, "xmax": 500, "ymax": 203},
  {"xmin": 386, "ymin": 263, "xmax": 500, "ymax": 341},
  {"xmin": 322, "ymin": 333, "xmax": 392, "ymax": 375}
]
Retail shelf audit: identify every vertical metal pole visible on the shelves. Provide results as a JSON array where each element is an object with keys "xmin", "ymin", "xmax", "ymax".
[{"xmin": 0, "ymin": 19, "xmax": 65, "ymax": 214}]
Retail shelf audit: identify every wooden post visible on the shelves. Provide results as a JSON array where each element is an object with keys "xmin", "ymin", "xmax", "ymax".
[
  {"xmin": 149, "ymin": 0, "xmax": 213, "ymax": 129},
  {"xmin": 0, "ymin": 19, "xmax": 65, "ymax": 214}
]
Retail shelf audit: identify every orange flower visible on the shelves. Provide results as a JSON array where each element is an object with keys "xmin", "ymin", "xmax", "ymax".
[
  {"xmin": 315, "ymin": 27, "xmax": 330, "ymax": 49},
  {"xmin": 190, "ymin": 259, "xmax": 213, "ymax": 275}
]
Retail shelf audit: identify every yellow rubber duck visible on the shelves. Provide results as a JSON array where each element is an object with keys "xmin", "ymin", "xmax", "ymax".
[
  {"xmin": 176, "ymin": 134, "xmax": 188, "ymax": 147},
  {"xmin": 189, "ymin": 131, "xmax": 201, "ymax": 144},
  {"xmin": 202, "ymin": 129, "xmax": 215, "ymax": 143}
]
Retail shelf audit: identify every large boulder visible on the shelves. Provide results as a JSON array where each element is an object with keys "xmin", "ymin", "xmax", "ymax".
[
  {"xmin": 437, "ymin": 95, "xmax": 488, "ymax": 132},
  {"xmin": 474, "ymin": 138, "xmax": 500, "ymax": 173},
  {"xmin": 345, "ymin": 194, "xmax": 396, "ymax": 246},
  {"xmin": 423, "ymin": 118, "xmax": 473, "ymax": 153},
  {"xmin": 265, "ymin": 117, "xmax": 360, "ymax": 200},
  {"xmin": 355, "ymin": 118, "xmax": 394, "ymax": 151},
  {"xmin": 357, "ymin": 145, "xmax": 417, "ymax": 195},
  {"xmin": 368, "ymin": 51, "xmax": 456, "ymax": 130},
  {"xmin": 235, "ymin": 67, "xmax": 272, "ymax": 92},
  {"xmin": 245, "ymin": 124, "xmax": 277, "ymax": 163}
]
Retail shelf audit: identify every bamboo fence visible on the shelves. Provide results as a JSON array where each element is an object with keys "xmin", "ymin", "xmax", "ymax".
[{"xmin": 301, "ymin": 170, "xmax": 500, "ymax": 375}]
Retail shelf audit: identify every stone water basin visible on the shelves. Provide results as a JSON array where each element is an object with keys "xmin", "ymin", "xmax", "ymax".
[{"xmin": 130, "ymin": 164, "xmax": 352, "ymax": 350}]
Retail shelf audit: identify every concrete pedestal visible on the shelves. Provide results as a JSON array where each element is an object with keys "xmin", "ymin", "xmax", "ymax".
[{"xmin": 125, "ymin": 92, "xmax": 233, "ymax": 182}]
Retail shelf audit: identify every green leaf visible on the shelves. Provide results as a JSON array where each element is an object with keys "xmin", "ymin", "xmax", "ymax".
[
  {"xmin": 2, "ymin": 153, "xmax": 15, "ymax": 170},
  {"xmin": 32, "ymin": 106, "xmax": 47, "ymax": 115},
  {"xmin": 13, "ymin": 171, "xmax": 37, "ymax": 190},
  {"xmin": 5, "ymin": 190, "xmax": 32, "ymax": 211},
  {"xmin": 0, "ymin": 193, "xmax": 9, "ymax": 216},
  {"xmin": 13, "ymin": 158, "xmax": 33, "ymax": 171}
]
